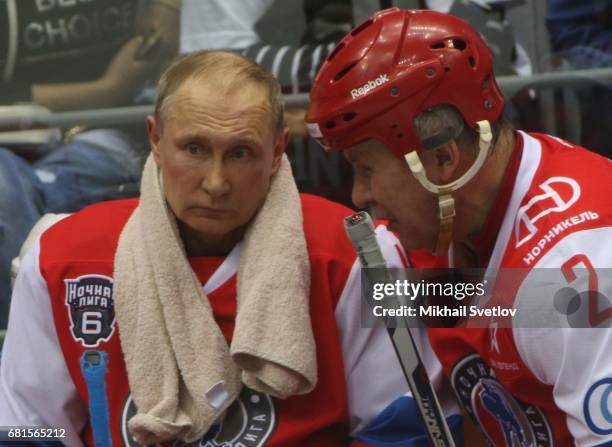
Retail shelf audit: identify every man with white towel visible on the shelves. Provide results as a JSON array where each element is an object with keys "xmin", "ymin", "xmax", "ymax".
[{"xmin": 0, "ymin": 51, "xmax": 461, "ymax": 447}]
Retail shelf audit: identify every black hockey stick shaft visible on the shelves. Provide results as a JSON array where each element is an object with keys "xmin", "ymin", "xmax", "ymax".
[{"xmin": 344, "ymin": 211, "xmax": 456, "ymax": 447}]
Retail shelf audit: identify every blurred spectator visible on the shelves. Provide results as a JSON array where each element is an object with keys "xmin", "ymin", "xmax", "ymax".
[
  {"xmin": 0, "ymin": 0, "xmax": 180, "ymax": 328},
  {"xmin": 546, "ymin": 0, "xmax": 612, "ymax": 157},
  {"xmin": 1, "ymin": 0, "xmax": 179, "ymax": 110},
  {"xmin": 547, "ymin": 0, "xmax": 611, "ymax": 61},
  {"xmin": 180, "ymin": 0, "xmax": 347, "ymax": 114},
  {"xmin": 180, "ymin": 0, "xmax": 275, "ymax": 52},
  {"xmin": 428, "ymin": 0, "xmax": 532, "ymax": 76}
]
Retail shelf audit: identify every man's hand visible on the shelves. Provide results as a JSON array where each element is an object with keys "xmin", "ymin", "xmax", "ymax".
[
  {"xmin": 97, "ymin": 0, "xmax": 181, "ymax": 106},
  {"xmin": 98, "ymin": 35, "xmax": 165, "ymax": 105},
  {"xmin": 32, "ymin": 0, "xmax": 180, "ymax": 111}
]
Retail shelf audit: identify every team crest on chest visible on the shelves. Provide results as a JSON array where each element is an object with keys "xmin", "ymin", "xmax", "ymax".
[
  {"xmin": 451, "ymin": 353, "xmax": 553, "ymax": 447},
  {"xmin": 121, "ymin": 387, "xmax": 276, "ymax": 447},
  {"xmin": 64, "ymin": 274, "xmax": 116, "ymax": 347}
]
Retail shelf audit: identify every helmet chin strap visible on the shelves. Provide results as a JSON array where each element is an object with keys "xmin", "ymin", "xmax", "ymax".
[{"xmin": 404, "ymin": 120, "xmax": 493, "ymax": 254}]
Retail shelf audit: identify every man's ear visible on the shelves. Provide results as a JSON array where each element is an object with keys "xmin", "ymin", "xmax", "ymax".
[
  {"xmin": 271, "ymin": 127, "xmax": 289, "ymax": 174},
  {"xmin": 147, "ymin": 115, "xmax": 162, "ymax": 165},
  {"xmin": 421, "ymin": 140, "xmax": 462, "ymax": 184}
]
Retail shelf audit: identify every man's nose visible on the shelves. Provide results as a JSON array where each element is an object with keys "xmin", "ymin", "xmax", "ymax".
[
  {"xmin": 351, "ymin": 179, "xmax": 374, "ymax": 210},
  {"xmin": 202, "ymin": 160, "xmax": 230, "ymax": 199}
]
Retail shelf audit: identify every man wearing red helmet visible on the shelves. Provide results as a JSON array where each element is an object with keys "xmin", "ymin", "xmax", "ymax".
[{"xmin": 307, "ymin": 8, "xmax": 612, "ymax": 447}]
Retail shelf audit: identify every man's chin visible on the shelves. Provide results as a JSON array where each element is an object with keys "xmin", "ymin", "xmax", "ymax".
[
  {"xmin": 189, "ymin": 224, "xmax": 238, "ymax": 240},
  {"xmin": 181, "ymin": 216, "xmax": 239, "ymax": 239}
]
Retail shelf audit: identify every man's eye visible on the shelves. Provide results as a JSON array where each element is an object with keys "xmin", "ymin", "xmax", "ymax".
[
  {"xmin": 231, "ymin": 147, "xmax": 249, "ymax": 159},
  {"xmin": 356, "ymin": 166, "xmax": 372, "ymax": 177},
  {"xmin": 186, "ymin": 144, "xmax": 201, "ymax": 155}
]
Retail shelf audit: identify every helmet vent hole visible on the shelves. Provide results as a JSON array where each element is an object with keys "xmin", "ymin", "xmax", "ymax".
[
  {"xmin": 396, "ymin": 133, "xmax": 404, "ymax": 138},
  {"xmin": 452, "ymin": 39, "xmax": 467, "ymax": 51},
  {"xmin": 351, "ymin": 19, "xmax": 373, "ymax": 36},
  {"xmin": 468, "ymin": 56, "xmax": 476, "ymax": 67},
  {"xmin": 325, "ymin": 121, "xmax": 336, "ymax": 129},
  {"xmin": 391, "ymin": 123, "xmax": 398, "ymax": 129},
  {"xmin": 444, "ymin": 67, "xmax": 451, "ymax": 72},
  {"xmin": 482, "ymin": 76, "xmax": 490, "ymax": 90},
  {"xmin": 430, "ymin": 41, "xmax": 445, "ymax": 49},
  {"xmin": 343, "ymin": 112, "xmax": 357, "ymax": 122},
  {"xmin": 333, "ymin": 62, "xmax": 356, "ymax": 81},
  {"xmin": 327, "ymin": 43, "xmax": 345, "ymax": 62}
]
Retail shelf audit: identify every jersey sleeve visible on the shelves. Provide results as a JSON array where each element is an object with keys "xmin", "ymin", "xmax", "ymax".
[
  {"xmin": 513, "ymin": 227, "xmax": 612, "ymax": 446},
  {"xmin": 336, "ymin": 225, "xmax": 463, "ymax": 446},
  {"xmin": 0, "ymin": 239, "xmax": 87, "ymax": 447}
]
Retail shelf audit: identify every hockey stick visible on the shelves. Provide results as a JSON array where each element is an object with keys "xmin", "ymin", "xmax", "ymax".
[{"xmin": 344, "ymin": 211, "xmax": 456, "ymax": 447}]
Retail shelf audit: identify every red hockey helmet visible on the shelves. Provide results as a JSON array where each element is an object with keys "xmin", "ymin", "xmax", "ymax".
[{"xmin": 305, "ymin": 8, "xmax": 505, "ymax": 157}]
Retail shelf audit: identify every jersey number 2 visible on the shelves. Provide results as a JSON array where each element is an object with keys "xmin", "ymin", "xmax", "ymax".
[{"xmin": 562, "ymin": 254, "xmax": 612, "ymax": 327}]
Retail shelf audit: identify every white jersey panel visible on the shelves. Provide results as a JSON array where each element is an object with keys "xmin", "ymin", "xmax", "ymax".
[
  {"xmin": 335, "ymin": 225, "xmax": 459, "ymax": 435},
  {"xmin": 513, "ymin": 228, "xmax": 612, "ymax": 446},
  {"xmin": 0, "ymin": 239, "xmax": 87, "ymax": 447}
]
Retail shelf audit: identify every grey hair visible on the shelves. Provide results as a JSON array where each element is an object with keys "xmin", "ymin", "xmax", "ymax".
[
  {"xmin": 414, "ymin": 105, "xmax": 472, "ymax": 150},
  {"xmin": 414, "ymin": 104, "xmax": 510, "ymax": 151}
]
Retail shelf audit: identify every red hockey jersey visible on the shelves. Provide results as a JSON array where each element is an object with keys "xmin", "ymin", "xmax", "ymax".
[{"xmin": 1, "ymin": 193, "xmax": 461, "ymax": 446}]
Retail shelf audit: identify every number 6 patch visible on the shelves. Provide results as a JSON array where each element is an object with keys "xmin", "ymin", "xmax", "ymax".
[{"xmin": 64, "ymin": 275, "xmax": 116, "ymax": 347}]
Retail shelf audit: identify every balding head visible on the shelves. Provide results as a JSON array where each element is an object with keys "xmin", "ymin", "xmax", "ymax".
[{"xmin": 155, "ymin": 51, "xmax": 284, "ymax": 136}]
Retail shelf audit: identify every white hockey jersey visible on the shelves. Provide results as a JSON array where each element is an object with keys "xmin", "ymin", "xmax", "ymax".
[{"xmin": 428, "ymin": 132, "xmax": 612, "ymax": 446}]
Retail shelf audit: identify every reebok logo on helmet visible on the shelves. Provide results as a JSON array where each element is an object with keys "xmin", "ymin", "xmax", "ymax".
[{"xmin": 350, "ymin": 74, "xmax": 389, "ymax": 100}]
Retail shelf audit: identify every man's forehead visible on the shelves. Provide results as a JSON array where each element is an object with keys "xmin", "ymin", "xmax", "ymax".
[
  {"xmin": 176, "ymin": 77, "xmax": 269, "ymax": 111},
  {"xmin": 163, "ymin": 79, "xmax": 274, "ymax": 135}
]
